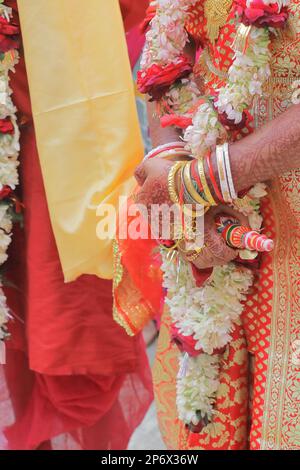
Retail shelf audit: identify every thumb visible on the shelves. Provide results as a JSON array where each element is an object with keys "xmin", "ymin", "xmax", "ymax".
[{"xmin": 134, "ymin": 161, "xmax": 148, "ymax": 186}]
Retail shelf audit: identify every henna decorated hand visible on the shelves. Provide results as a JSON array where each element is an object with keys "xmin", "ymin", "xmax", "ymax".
[
  {"xmin": 135, "ymin": 157, "xmax": 196, "ymax": 241},
  {"xmin": 134, "ymin": 158, "xmax": 174, "ymax": 207},
  {"xmin": 134, "ymin": 158, "xmax": 249, "ymax": 269},
  {"xmin": 229, "ymin": 104, "xmax": 300, "ymax": 193},
  {"xmin": 179, "ymin": 205, "xmax": 250, "ymax": 270}
]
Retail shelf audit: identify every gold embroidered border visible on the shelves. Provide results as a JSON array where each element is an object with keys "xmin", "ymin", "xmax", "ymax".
[{"xmin": 253, "ymin": 13, "xmax": 300, "ymax": 444}]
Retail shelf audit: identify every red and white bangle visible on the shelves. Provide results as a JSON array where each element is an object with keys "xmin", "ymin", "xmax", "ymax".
[
  {"xmin": 144, "ymin": 141, "xmax": 187, "ymax": 161},
  {"xmin": 216, "ymin": 145, "xmax": 232, "ymax": 203},
  {"xmin": 205, "ymin": 151, "xmax": 224, "ymax": 203},
  {"xmin": 215, "ymin": 144, "xmax": 238, "ymax": 202},
  {"xmin": 223, "ymin": 143, "xmax": 237, "ymax": 200}
]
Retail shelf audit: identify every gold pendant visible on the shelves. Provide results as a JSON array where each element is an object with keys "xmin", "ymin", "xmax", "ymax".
[{"xmin": 204, "ymin": 0, "xmax": 233, "ymax": 44}]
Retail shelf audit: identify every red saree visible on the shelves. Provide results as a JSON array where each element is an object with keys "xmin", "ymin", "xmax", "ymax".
[
  {"xmin": 120, "ymin": 0, "xmax": 149, "ymax": 32},
  {"xmin": 0, "ymin": 0, "xmax": 152, "ymax": 450},
  {"xmin": 153, "ymin": 1, "xmax": 300, "ymax": 450},
  {"xmin": 114, "ymin": 0, "xmax": 300, "ymax": 450}
]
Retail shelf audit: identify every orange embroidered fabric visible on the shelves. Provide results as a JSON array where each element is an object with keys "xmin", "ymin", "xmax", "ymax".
[{"xmin": 113, "ymin": 195, "xmax": 164, "ymax": 336}]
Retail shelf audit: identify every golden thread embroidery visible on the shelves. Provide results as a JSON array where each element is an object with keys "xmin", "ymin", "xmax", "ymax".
[
  {"xmin": 253, "ymin": 1, "xmax": 300, "ymax": 448},
  {"xmin": 153, "ymin": 0, "xmax": 300, "ymax": 450},
  {"xmin": 112, "ymin": 239, "xmax": 135, "ymax": 336},
  {"xmin": 204, "ymin": 0, "xmax": 233, "ymax": 44}
]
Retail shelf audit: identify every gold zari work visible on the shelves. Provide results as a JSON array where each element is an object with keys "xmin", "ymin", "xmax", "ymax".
[{"xmin": 204, "ymin": 0, "xmax": 233, "ymax": 43}]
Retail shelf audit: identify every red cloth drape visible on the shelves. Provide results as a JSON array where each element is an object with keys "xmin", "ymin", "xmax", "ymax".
[
  {"xmin": 0, "ymin": 0, "xmax": 153, "ymax": 450},
  {"xmin": 120, "ymin": 0, "xmax": 149, "ymax": 69},
  {"xmin": 120, "ymin": 0, "xmax": 149, "ymax": 32}
]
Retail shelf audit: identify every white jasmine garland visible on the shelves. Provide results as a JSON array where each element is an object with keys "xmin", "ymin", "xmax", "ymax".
[
  {"xmin": 0, "ymin": 76, "xmax": 16, "ymax": 117},
  {"xmin": 0, "ymin": 2, "xmax": 20, "ymax": 341},
  {"xmin": 184, "ymin": 101, "xmax": 226, "ymax": 159},
  {"xmin": 160, "ymin": 183, "xmax": 265, "ymax": 425},
  {"xmin": 0, "ymin": 203, "xmax": 13, "ymax": 233},
  {"xmin": 185, "ymin": 2, "xmax": 288, "ymax": 152},
  {"xmin": 184, "ymin": 25, "xmax": 272, "ymax": 154},
  {"xmin": 161, "ymin": 75, "xmax": 201, "ymax": 116},
  {"xmin": 142, "ymin": 0, "xmax": 290, "ymax": 151},
  {"xmin": 161, "ymin": 253, "xmax": 253, "ymax": 355},
  {"xmin": 161, "ymin": 249, "xmax": 254, "ymax": 424},
  {"xmin": 140, "ymin": 0, "xmax": 198, "ymax": 70},
  {"xmin": 0, "ymin": 114, "xmax": 20, "ymax": 154},
  {"xmin": 177, "ymin": 353, "xmax": 220, "ymax": 425},
  {"xmin": 215, "ymin": 28, "xmax": 271, "ymax": 125},
  {"xmin": 0, "ymin": 156, "xmax": 19, "ymax": 190}
]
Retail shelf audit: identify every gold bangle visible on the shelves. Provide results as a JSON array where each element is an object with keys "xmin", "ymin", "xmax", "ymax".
[
  {"xmin": 157, "ymin": 149, "xmax": 191, "ymax": 161},
  {"xmin": 197, "ymin": 159, "xmax": 217, "ymax": 206},
  {"xmin": 186, "ymin": 247, "xmax": 205, "ymax": 262},
  {"xmin": 168, "ymin": 161, "xmax": 185, "ymax": 204},
  {"xmin": 183, "ymin": 162, "xmax": 210, "ymax": 207}
]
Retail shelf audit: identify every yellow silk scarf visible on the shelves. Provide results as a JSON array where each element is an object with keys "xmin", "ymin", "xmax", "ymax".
[{"xmin": 17, "ymin": 0, "xmax": 143, "ymax": 281}]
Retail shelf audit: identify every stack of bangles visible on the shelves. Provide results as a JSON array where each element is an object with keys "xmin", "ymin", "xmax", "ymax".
[
  {"xmin": 167, "ymin": 142, "xmax": 238, "ymax": 213},
  {"xmin": 144, "ymin": 141, "xmax": 238, "ymax": 262}
]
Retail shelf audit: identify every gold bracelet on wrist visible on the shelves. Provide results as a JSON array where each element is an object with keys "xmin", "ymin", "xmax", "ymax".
[
  {"xmin": 168, "ymin": 161, "xmax": 185, "ymax": 204},
  {"xmin": 156, "ymin": 149, "xmax": 191, "ymax": 161},
  {"xmin": 197, "ymin": 159, "xmax": 217, "ymax": 206},
  {"xmin": 183, "ymin": 162, "xmax": 210, "ymax": 207}
]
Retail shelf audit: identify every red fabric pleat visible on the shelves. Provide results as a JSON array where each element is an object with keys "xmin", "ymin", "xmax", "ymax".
[{"xmin": 120, "ymin": 0, "xmax": 149, "ymax": 32}]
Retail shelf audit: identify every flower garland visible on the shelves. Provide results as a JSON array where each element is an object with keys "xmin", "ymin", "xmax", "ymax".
[
  {"xmin": 139, "ymin": 0, "xmax": 291, "ymax": 427},
  {"xmin": 176, "ymin": 352, "xmax": 220, "ymax": 425},
  {"xmin": 184, "ymin": 25, "xmax": 272, "ymax": 159},
  {"xmin": 0, "ymin": 0, "xmax": 20, "ymax": 344},
  {"xmin": 160, "ymin": 184, "xmax": 265, "ymax": 425},
  {"xmin": 158, "ymin": 76, "xmax": 202, "ymax": 128},
  {"xmin": 138, "ymin": 0, "xmax": 197, "ymax": 100},
  {"xmin": 163, "ymin": 260, "xmax": 253, "ymax": 356},
  {"xmin": 139, "ymin": 1, "xmax": 290, "ymax": 155}
]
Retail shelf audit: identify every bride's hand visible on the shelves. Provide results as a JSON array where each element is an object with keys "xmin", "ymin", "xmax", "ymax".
[
  {"xmin": 134, "ymin": 159, "xmax": 250, "ymax": 269},
  {"xmin": 179, "ymin": 205, "xmax": 250, "ymax": 269}
]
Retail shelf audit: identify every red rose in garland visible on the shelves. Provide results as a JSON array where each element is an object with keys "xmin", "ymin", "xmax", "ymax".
[
  {"xmin": 218, "ymin": 109, "xmax": 253, "ymax": 131},
  {"xmin": 0, "ymin": 15, "xmax": 20, "ymax": 52},
  {"xmin": 235, "ymin": 0, "xmax": 289, "ymax": 28},
  {"xmin": 140, "ymin": 3, "xmax": 156, "ymax": 33},
  {"xmin": 137, "ymin": 56, "xmax": 192, "ymax": 100},
  {"xmin": 0, "ymin": 185, "xmax": 12, "ymax": 200},
  {"xmin": 0, "ymin": 117, "xmax": 14, "ymax": 134}
]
